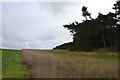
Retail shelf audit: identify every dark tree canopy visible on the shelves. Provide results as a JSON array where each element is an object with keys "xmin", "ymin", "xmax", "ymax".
[
  {"xmin": 82, "ymin": 6, "xmax": 92, "ymax": 20},
  {"xmin": 112, "ymin": 0, "xmax": 120, "ymax": 51},
  {"xmin": 54, "ymin": 1, "xmax": 120, "ymax": 52}
]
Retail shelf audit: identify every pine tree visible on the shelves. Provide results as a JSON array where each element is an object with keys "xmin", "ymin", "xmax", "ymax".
[
  {"xmin": 113, "ymin": 0, "xmax": 120, "ymax": 51},
  {"xmin": 82, "ymin": 6, "xmax": 92, "ymax": 20}
]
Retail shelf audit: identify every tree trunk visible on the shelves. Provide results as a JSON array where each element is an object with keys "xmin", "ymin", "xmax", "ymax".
[
  {"xmin": 85, "ymin": 16, "xmax": 87, "ymax": 21},
  {"xmin": 102, "ymin": 34, "xmax": 106, "ymax": 48},
  {"xmin": 89, "ymin": 15, "xmax": 92, "ymax": 20},
  {"xmin": 95, "ymin": 39, "xmax": 98, "ymax": 49},
  {"xmin": 108, "ymin": 31, "xmax": 113, "ymax": 48}
]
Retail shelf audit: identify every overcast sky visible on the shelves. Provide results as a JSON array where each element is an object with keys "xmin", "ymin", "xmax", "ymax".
[{"xmin": 1, "ymin": 0, "xmax": 115, "ymax": 49}]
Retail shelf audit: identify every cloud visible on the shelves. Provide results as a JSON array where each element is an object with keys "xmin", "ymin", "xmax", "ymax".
[
  {"xmin": 2, "ymin": 2, "xmax": 74, "ymax": 49},
  {"xmin": 1, "ymin": 1, "xmax": 115, "ymax": 49}
]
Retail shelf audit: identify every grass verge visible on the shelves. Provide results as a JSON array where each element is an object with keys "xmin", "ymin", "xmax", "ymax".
[
  {"xmin": 2, "ymin": 49, "xmax": 30, "ymax": 78},
  {"xmin": 0, "ymin": 49, "xmax": 2, "ymax": 79}
]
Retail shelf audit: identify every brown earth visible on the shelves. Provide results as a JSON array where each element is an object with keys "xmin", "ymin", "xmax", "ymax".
[{"xmin": 21, "ymin": 49, "xmax": 118, "ymax": 78}]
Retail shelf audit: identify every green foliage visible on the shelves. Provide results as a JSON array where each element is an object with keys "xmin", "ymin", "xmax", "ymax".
[{"xmin": 2, "ymin": 49, "xmax": 29, "ymax": 78}]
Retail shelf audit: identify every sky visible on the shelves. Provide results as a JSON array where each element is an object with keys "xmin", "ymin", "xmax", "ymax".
[{"xmin": 1, "ymin": 0, "xmax": 115, "ymax": 49}]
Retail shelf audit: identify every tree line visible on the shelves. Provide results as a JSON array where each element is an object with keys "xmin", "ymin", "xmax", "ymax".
[{"xmin": 54, "ymin": 0, "xmax": 120, "ymax": 52}]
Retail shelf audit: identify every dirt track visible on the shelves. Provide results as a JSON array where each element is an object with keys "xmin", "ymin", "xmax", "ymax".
[{"xmin": 21, "ymin": 49, "xmax": 118, "ymax": 78}]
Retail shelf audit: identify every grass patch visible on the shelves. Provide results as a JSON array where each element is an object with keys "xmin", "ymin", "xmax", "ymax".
[
  {"xmin": 93, "ymin": 48, "xmax": 118, "ymax": 53},
  {"xmin": 2, "ymin": 49, "xmax": 30, "ymax": 78},
  {"xmin": 0, "ymin": 49, "xmax": 2, "ymax": 79},
  {"xmin": 51, "ymin": 49, "xmax": 118, "ymax": 62}
]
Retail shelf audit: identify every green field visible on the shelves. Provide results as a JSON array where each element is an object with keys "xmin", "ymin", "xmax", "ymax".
[
  {"xmin": 0, "ymin": 49, "xmax": 2, "ymax": 79},
  {"xmin": 2, "ymin": 49, "xmax": 29, "ymax": 78}
]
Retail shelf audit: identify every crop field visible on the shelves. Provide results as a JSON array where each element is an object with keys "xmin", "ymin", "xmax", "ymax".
[{"xmin": 21, "ymin": 49, "xmax": 118, "ymax": 78}]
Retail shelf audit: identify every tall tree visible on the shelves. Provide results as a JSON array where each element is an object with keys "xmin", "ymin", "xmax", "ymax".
[
  {"xmin": 113, "ymin": 0, "xmax": 120, "ymax": 51},
  {"xmin": 82, "ymin": 6, "xmax": 92, "ymax": 20},
  {"xmin": 55, "ymin": 4, "xmax": 119, "ymax": 52}
]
